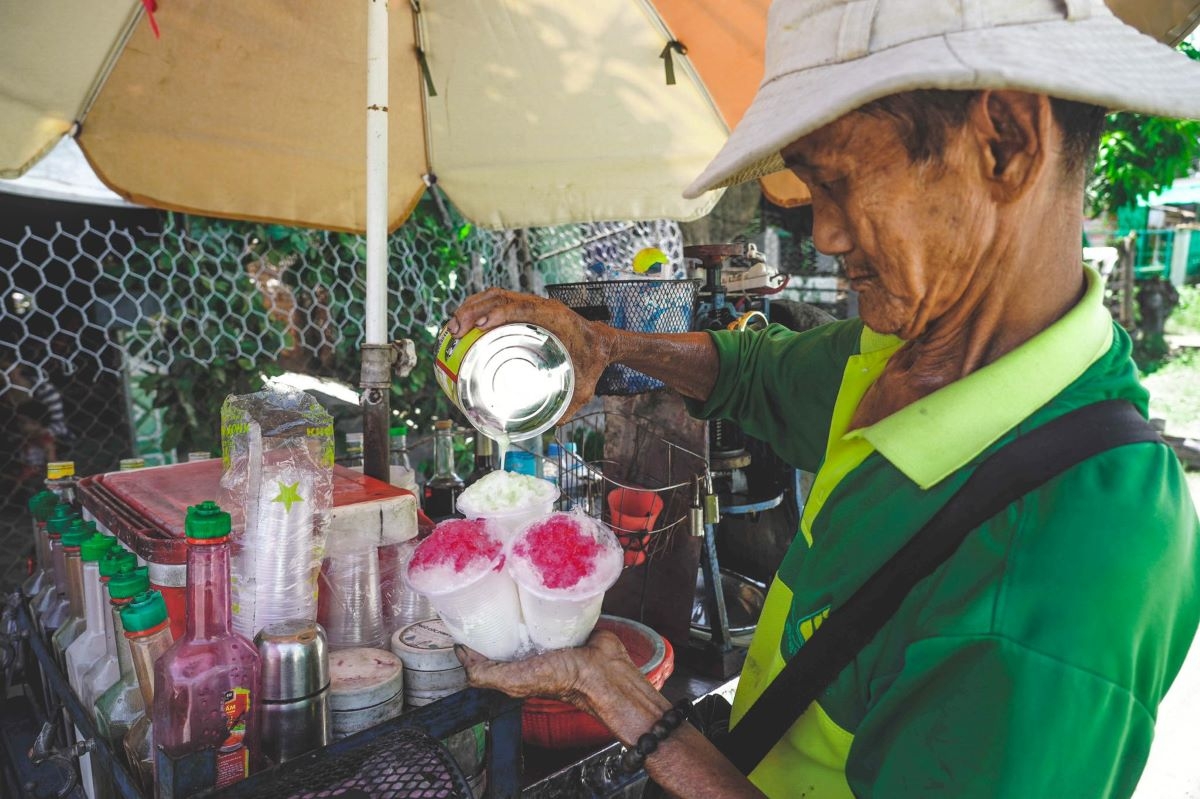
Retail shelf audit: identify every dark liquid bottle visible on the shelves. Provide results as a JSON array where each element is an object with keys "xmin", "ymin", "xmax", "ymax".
[
  {"xmin": 424, "ymin": 420, "xmax": 465, "ymax": 521},
  {"xmin": 465, "ymin": 434, "xmax": 496, "ymax": 487}
]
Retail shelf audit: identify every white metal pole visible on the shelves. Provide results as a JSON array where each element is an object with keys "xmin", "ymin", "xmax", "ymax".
[
  {"xmin": 366, "ymin": 0, "xmax": 388, "ymax": 346},
  {"xmin": 362, "ymin": 0, "xmax": 392, "ymax": 482}
]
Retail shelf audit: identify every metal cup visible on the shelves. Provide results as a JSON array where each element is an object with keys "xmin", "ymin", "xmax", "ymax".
[
  {"xmin": 255, "ymin": 619, "xmax": 332, "ymax": 764},
  {"xmin": 434, "ymin": 323, "xmax": 574, "ymax": 443}
]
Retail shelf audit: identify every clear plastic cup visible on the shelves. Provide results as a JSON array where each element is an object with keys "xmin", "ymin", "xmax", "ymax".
[
  {"xmin": 404, "ymin": 519, "xmax": 524, "ymax": 661},
  {"xmin": 457, "ymin": 471, "xmax": 560, "ymax": 544},
  {"xmin": 508, "ymin": 512, "xmax": 623, "ymax": 651}
]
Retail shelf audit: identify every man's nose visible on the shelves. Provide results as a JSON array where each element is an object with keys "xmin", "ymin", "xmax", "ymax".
[{"xmin": 811, "ymin": 200, "xmax": 853, "ymax": 256}]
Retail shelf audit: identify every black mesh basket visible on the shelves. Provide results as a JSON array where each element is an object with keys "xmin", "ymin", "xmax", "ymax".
[
  {"xmin": 546, "ymin": 279, "xmax": 700, "ymax": 395},
  {"xmin": 242, "ymin": 728, "xmax": 472, "ymax": 799}
]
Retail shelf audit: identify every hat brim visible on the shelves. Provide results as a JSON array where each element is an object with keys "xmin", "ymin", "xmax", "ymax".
[{"xmin": 684, "ymin": 15, "xmax": 1200, "ymax": 198}]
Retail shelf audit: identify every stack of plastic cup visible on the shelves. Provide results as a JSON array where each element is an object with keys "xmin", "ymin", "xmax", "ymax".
[
  {"xmin": 509, "ymin": 511, "xmax": 623, "ymax": 651},
  {"xmin": 318, "ymin": 548, "xmax": 385, "ymax": 650},
  {"xmin": 233, "ymin": 465, "xmax": 319, "ymax": 639},
  {"xmin": 379, "ymin": 540, "xmax": 434, "ymax": 635},
  {"xmin": 404, "ymin": 519, "xmax": 523, "ymax": 661},
  {"xmin": 456, "ymin": 470, "xmax": 559, "ymax": 544}
]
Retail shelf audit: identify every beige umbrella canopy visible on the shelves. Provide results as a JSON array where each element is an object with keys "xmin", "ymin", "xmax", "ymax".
[
  {"xmin": 1, "ymin": 1, "xmax": 746, "ymax": 232},
  {"xmin": 2, "ymin": 1, "xmax": 1196, "ymax": 232}
]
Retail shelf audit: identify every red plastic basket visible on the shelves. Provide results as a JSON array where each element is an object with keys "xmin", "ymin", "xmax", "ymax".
[{"xmin": 521, "ymin": 615, "xmax": 675, "ymax": 749}]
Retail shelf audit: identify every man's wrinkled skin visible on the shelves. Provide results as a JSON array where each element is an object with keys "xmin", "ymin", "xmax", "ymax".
[{"xmin": 449, "ymin": 90, "xmax": 1088, "ymax": 798}]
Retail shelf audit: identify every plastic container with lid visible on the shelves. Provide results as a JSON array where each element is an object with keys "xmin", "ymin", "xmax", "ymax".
[
  {"xmin": 52, "ymin": 517, "xmax": 91, "ymax": 665},
  {"xmin": 328, "ymin": 647, "xmax": 405, "ymax": 739},
  {"xmin": 390, "ymin": 617, "xmax": 467, "ymax": 706}
]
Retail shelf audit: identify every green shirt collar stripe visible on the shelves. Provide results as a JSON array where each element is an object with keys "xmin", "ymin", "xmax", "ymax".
[{"xmin": 847, "ymin": 266, "xmax": 1113, "ymax": 489}]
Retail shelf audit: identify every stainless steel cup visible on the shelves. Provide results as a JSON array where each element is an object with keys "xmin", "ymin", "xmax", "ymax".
[
  {"xmin": 434, "ymin": 323, "xmax": 574, "ymax": 442},
  {"xmin": 255, "ymin": 619, "xmax": 332, "ymax": 764}
]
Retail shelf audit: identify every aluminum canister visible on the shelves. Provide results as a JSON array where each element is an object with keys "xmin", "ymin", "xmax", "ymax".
[
  {"xmin": 434, "ymin": 323, "xmax": 574, "ymax": 442},
  {"xmin": 255, "ymin": 619, "xmax": 332, "ymax": 764},
  {"xmin": 329, "ymin": 647, "xmax": 405, "ymax": 739}
]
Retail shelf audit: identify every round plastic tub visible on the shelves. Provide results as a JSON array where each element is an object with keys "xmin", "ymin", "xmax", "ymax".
[{"xmin": 521, "ymin": 615, "xmax": 674, "ymax": 749}]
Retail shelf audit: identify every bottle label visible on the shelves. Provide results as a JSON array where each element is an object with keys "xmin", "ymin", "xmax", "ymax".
[{"xmin": 215, "ymin": 687, "xmax": 252, "ymax": 788}]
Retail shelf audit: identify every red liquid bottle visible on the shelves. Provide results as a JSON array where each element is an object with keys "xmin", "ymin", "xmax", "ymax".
[{"xmin": 151, "ymin": 501, "xmax": 260, "ymax": 797}]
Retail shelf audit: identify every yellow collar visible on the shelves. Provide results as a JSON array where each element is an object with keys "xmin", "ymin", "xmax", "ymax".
[{"xmin": 847, "ymin": 266, "xmax": 1113, "ymax": 489}]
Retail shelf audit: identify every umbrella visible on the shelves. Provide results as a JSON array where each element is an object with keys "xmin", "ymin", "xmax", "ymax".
[{"xmin": 2, "ymin": 1, "xmax": 1194, "ymax": 231}]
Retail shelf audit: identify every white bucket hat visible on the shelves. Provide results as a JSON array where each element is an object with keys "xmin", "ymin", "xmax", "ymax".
[{"xmin": 684, "ymin": 0, "xmax": 1200, "ymax": 198}]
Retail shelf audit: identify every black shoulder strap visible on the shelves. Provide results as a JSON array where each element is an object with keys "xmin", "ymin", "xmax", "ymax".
[{"xmin": 719, "ymin": 399, "xmax": 1162, "ymax": 775}]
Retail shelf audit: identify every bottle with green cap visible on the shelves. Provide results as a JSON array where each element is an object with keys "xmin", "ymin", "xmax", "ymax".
[
  {"xmin": 36, "ymin": 504, "xmax": 74, "ymax": 632},
  {"xmin": 22, "ymin": 490, "xmax": 60, "ymax": 600},
  {"xmin": 50, "ymin": 515, "xmax": 89, "ymax": 663},
  {"xmin": 93, "ymin": 565, "xmax": 151, "ymax": 799},
  {"xmin": 152, "ymin": 501, "xmax": 261, "ymax": 789},
  {"xmin": 121, "ymin": 590, "xmax": 173, "ymax": 793},
  {"xmin": 65, "ymin": 532, "xmax": 119, "ymax": 799}
]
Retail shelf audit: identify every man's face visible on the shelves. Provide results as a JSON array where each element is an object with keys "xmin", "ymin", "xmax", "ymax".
[{"xmin": 782, "ymin": 110, "xmax": 992, "ymax": 340}]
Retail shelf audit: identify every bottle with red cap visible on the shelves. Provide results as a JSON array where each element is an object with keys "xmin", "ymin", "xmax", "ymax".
[
  {"xmin": 121, "ymin": 590, "xmax": 174, "ymax": 793},
  {"xmin": 152, "ymin": 501, "xmax": 261, "ymax": 793}
]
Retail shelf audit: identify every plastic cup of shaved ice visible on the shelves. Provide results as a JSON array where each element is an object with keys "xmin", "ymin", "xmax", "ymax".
[
  {"xmin": 404, "ymin": 518, "xmax": 524, "ymax": 660},
  {"xmin": 508, "ymin": 511, "xmax": 624, "ymax": 651},
  {"xmin": 457, "ymin": 470, "xmax": 560, "ymax": 544}
]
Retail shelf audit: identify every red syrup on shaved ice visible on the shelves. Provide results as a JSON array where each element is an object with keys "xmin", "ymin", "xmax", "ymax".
[
  {"xmin": 409, "ymin": 518, "xmax": 502, "ymax": 576},
  {"xmin": 513, "ymin": 514, "xmax": 603, "ymax": 589}
]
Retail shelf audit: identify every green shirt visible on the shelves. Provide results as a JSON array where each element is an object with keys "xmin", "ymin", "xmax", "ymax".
[{"xmin": 688, "ymin": 268, "xmax": 1200, "ymax": 797}]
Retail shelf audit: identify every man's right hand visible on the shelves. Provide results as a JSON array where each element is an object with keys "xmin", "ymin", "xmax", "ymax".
[{"xmin": 448, "ymin": 288, "xmax": 615, "ymax": 420}]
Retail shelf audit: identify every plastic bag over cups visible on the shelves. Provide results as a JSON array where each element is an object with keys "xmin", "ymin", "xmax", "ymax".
[{"xmin": 219, "ymin": 389, "xmax": 334, "ymax": 641}]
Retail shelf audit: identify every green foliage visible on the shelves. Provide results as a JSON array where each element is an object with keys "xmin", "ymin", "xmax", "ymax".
[
  {"xmin": 117, "ymin": 196, "xmax": 478, "ymax": 460},
  {"xmin": 1167, "ymin": 284, "xmax": 1200, "ymax": 337},
  {"xmin": 113, "ymin": 215, "xmax": 288, "ymax": 457},
  {"xmin": 1088, "ymin": 42, "xmax": 1200, "ymax": 216}
]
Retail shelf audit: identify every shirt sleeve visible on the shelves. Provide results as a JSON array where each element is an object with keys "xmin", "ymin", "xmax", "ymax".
[
  {"xmin": 846, "ymin": 634, "xmax": 1155, "ymax": 798},
  {"xmin": 683, "ymin": 319, "xmax": 863, "ymax": 473}
]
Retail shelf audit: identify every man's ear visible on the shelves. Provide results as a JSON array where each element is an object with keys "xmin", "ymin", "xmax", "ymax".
[{"xmin": 969, "ymin": 90, "xmax": 1050, "ymax": 201}]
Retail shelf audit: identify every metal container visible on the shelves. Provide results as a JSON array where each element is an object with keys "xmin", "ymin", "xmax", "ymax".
[
  {"xmin": 255, "ymin": 619, "xmax": 332, "ymax": 763},
  {"xmin": 434, "ymin": 323, "xmax": 574, "ymax": 442},
  {"xmin": 329, "ymin": 647, "xmax": 405, "ymax": 739}
]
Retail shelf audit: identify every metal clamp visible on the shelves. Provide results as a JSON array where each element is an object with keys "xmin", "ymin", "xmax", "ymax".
[{"xmin": 28, "ymin": 720, "xmax": 93, "ymax": 798}]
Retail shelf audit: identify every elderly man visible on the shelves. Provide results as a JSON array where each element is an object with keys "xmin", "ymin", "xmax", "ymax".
[{"xmin": 447, "ymin": 0, "xmax": 1200, "ymax": 796}]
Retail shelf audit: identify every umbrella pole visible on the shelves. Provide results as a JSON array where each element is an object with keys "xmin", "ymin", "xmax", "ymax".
[{"xmin": 361, "ymin": 0, "xmax": 393, "ymax": 482}]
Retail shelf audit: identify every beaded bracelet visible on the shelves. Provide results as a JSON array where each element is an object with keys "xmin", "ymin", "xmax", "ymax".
[{"xmin": 618, "ymin": 697, "xmax": 694, "ymax": 773}]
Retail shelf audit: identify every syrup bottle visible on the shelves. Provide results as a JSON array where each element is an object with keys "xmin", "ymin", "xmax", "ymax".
[{"xmin": 151, "ymin": 501, "xmax": 260, "ymax": 795}]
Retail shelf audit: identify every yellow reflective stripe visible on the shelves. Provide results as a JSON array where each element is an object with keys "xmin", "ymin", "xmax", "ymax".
[
  {"xmin": 748, "ymin": 701, "xmax": 857, "ymax": 799},
  {"xmin": 799, "ymin": 336, "xmax": 900, "ymax": 545},
  {"xmin": 732, "ymin": 577, "xmax": 793, "ymax": 726}
]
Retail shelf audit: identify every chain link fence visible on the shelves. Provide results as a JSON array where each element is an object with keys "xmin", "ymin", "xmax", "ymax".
[{"xmin": 0, "ymin": 198, "xmax": 683, "ymax": 586}]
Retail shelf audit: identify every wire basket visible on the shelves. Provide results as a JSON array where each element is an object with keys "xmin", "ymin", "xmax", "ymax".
[
  {"xmin": 545, "ymin": 279, "xmax": 700, "ymax": 395},
  {"xmin": 241, "ymin": 727, "xmax": 472, "ymax": 799},
  {"xmin": 553, "ymin": 411, "xmax": 706, "ymax": 565}
]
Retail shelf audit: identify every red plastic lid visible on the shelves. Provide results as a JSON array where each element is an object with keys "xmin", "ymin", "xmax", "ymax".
[{"xmin": 77, "ymin": 460, "xmax": 415, "ymax": 564}]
